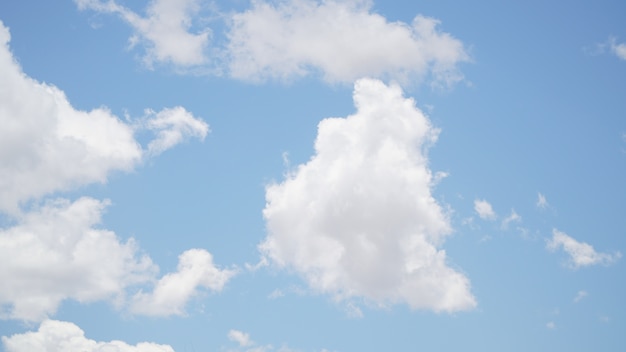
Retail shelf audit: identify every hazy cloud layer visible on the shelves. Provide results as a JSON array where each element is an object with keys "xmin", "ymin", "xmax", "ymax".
[
  {"xmin": 547, "ymin": 229, "xmax": 621, "ymax": 269},
  {"xmin": 261, "ymin": 78, "xmax": 475, "ymax": 312},
  {"xmin": 0, "ymin": 20, "xmax": 208, "ymax": 213},
  {"xmin": 131, "ymin": 249, "xmax": 237, "ymax": 316},
  {"xmin": 2, "ymin": 320, "xmax": 174, "ymax": 352}
]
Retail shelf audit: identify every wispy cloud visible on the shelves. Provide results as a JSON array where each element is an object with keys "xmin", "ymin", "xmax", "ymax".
[
  {"xmin": 547, "ymin": 229, "xmax": 621, "ymax": 269},
  {"xmin": 609, "ymin": 37, "xmax": 626, "ymax": 61},
  {"xmin": 536, "ymin": 193, "xmax": 548, "ymax": 209},
  {"xmin": 573, "ymin": 290, "xmax": 588, "ymax": 303},
  {"xmin": 501, "ymin": 209, "xmax": 521, "ymax": 229}
]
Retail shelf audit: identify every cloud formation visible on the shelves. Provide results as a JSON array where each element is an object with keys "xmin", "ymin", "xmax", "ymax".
[
  {"xmin": 474, "ymin": 199, "xmax": 496, "ymax": 220},
  {"xmin": 76, "ymin": 0, "xmax": 469, "ymax": 86},
  {"xmin": 76, "ymin": 0, "xmax": 210, "ymax": 67},
  {"xmin": 131, "ymin": 249, "xmax": 237, "ymax": 316},
  {"xmin": 2, "ymin": 320, "xmax": 174, "ymax": 352},
  {"xmin": 0, "ymin": 197, "xmax": 156, "ymax": 321},
  {"xmin": 227, "ymin": 0, "xmax": 469, "ymax": 85},
  {"xmin": 547, "ymin": 229, "xmax": 621, "ymax": 269},
  {"xmin": 609, "ymin": 37, "xmax": 626, "ymax": 61},
  {"xmin": 0, "ymin": 20, "xmax": 208, "ymax": 214},
  {"xmin": 536, "ymin": 193, "xmax": 548, "ymax": 209},
  {"xmin": 261, "ymin": 78, "xmax": 475, "ymax": 312},
  {"xmin": 228, "ymin": 330, "xmax": 253, "ymax": 347}
]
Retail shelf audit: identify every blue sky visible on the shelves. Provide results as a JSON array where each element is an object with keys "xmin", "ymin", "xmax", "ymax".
[{"xmin": 1, "ymin": 0, "xmax": 625, "ymax": 351}]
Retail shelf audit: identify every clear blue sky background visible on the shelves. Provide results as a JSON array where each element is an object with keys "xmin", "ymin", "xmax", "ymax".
[{"xmin": 1, "ymin": 1, "xmax": 625, "ymax": 351}]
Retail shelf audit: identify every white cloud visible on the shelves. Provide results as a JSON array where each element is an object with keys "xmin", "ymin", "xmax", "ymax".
[
  {"xmin": 573, "ymin": 290, "xmax": 588, "ymax": 303},
  {"xmin": 260, "ymin": 78, "xmax": 475, "ymax": 312},
  {"xmin": 228, "ymin": 330, "xmax": 253, "ymax": 347},
  {"xmin": 546, "ymin": 321, "xmax": 556, "ymax": 329},
  {"xmin": 547, "ymin": 229, "xmax": 622, "ymax": 269},
  {"xmin": 0, "ymin": 198, "xmax": 156, "ymax": 321},
  {"xmin": 75, "ymin": 0, "xmax": 211, "ymax": 68},
  {"xmin": 131, "ymin": 249, "xmax": 237, "ymax": 316},
  {"xmin": 474, "ymin": 199, "xmax": 496, "ymax": 220},
  {"xmin": 227, "ymin": 0, "xmax": 469, "ymax": 85},
  {"xmin": 0, "ymin": 20, "xmax": 208, "ymax": 214},
  {"xmin": 501, "ymin": 209, "xmax": 521, "ymax": 229},
  {"xmin": 536, "ymin": 192, "xmax": 548, "ymax": 209},
  {"xmin": 2, "ymin": 319, "xmax": 174, "ymax": 352},
  {"xmin": 145, "ymin": 107, "xmax": 210, "ymax": 155},
  {"xmin": 609, "ymin": 37, "xmax": 626, "ymax": 61}
]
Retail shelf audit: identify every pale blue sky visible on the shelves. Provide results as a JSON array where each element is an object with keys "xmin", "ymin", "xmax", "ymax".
[{"xmin": 1, "ymin": 1, "xmax": 625, "ymax": 351}]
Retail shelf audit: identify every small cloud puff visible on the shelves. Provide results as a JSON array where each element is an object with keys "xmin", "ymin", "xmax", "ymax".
[{"xmin": 474, "ymin": 199, "xmax": 496, "ymax": 220}]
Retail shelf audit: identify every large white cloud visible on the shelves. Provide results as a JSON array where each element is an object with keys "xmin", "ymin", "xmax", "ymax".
[
  {"xmin": 0, "ymin": 198, "xmax": 236, "ymax": 321},
  {"xmin": 2, "ymin": 319, "xmax": 174, "ymax": 352},
  {"xmin": 0, "ymin": 197, "xmax": 156, "ymax": 321},
  {"xmin": 76, "ymin": 0, "xmax": 210, "ymax": 68},
  {"xmin": 260, "ymin": 78, "xmax": 475, "ymax": 312},
  {"xmin": 0, "ymin": 20, "xmax": 208, "ymax": 214},
  {"xmin": 227, "ymin": 0, "xmax": 469, "ymax": 84},
  {"xmin": 76, "ymin": 0, "xmax": 469, "ymax": 86},
  {"xmin": 547, "ymin": 229, "xmax": 622, "ymax": 269},
  {"xmin": 131, "ymin": 249, "xmax": 237, "ymax": 316}
]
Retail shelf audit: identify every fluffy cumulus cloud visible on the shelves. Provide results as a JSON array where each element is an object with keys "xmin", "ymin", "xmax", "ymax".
[
  {"xmin": 547, "ymin": 229, "xmax": 622, "ymax": 269},
  {"xmin": 2, "ymin": 320, "xmax": 174, "ymax": 352},
  {"xmin": 227, "ymin": 0, "xmax": 469, "ymax": 84},
  {"xmin": 0, "ymin": 197, "xmax": 156, "ymax": 321},
  {"xmin": 75, "ymin": 0, "xmax": 211, "ymax": 67},
  {"xmin": 261, "ymin": 78, "xmax": 475, "ymax": 312},
  {"xmin": 131, "ymin": 249, "xmax": 237, "ymax": 316},
  {"xmin": 0, "ymin": 20, "xmax": 208, "ymax": 213},
  {"xmin": 474, "ymin": 199, "xmax": 496, "ymax": 220}
]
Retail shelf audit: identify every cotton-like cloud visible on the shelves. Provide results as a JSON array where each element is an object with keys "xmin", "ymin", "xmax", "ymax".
[
  {"xmin": 0, "ymin": 20, "xmax": 208, "ymax": 213},
  {"xmin": 0, "ymin": 198, "xmax": 156, "ymax": 321},
  {"xmin": 76, "ymin": 0, "xmax": 210, "ymax": 67},
  {"xmin": 261, "ymin": 78, "xmax": 475, "ymax": 312},
  {"xmin": 2, "ymin": 319, "xmax": 174, "ymax": 352},
  {"xmin": 474, "ymin": 199, "xmax": 496, "ymax": 220},
  {"xmin": 227, "ymin": 0, "xmax": 469, "ymax": 85},
  {"xmin": 131, "ymin": 249, "xmax": 237, "ymax": 316},
  {"xmin": 547, "ymin": 229, "xmax": 621, "ymax": 269}
]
